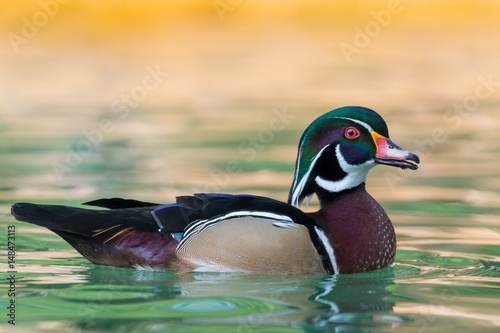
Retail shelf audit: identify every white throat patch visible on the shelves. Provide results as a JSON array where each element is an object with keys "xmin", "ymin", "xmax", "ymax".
[{"xmin": 315, "ymin": 145, "xmax": 375, "ymax": 193}]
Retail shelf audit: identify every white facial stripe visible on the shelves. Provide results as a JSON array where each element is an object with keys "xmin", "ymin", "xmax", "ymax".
[
  {"xmin": 315, "ymin": 145, "xmax": 375, "ymax": 193},
  {"xmin": 291, "ymin": 144, "xmax": 330, "ymax": 208},
  {"xmin": 314, "ymin": 226, "xmax": 339, "ymax": 275},
  {"xmin": 333, "ymin": 117, "xmax": 373, "ymax": 132}
]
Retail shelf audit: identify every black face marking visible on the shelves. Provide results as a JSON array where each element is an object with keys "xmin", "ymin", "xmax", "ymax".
[{"xmin": 312, "ymin": 144, "xmax": 347, "ymax": 182}]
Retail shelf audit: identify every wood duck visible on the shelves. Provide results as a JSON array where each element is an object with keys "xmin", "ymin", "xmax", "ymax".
[{"xmin": 11, "ymin": 106, "xmax": 419, "ymax": 275}]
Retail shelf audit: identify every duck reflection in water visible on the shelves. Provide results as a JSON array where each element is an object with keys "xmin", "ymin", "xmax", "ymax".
[{"xmin": 60, "ymin": 266, "xmax": 396, "ymax": 331}]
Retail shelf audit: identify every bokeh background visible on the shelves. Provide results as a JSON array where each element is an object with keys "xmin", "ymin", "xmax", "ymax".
[
  {"xmin": 1, "ymin": 0, "xmax": 499, "ymax": 204},
  {"xmin": 1, "ymin": 1, "xmax": 500, "ymax": 332}
]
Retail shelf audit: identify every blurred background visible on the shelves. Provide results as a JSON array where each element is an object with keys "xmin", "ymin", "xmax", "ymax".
[
  {"xmin": 1, "ymin": 1, "xmax": 500, "ymax": 332},
  {"xmin": 1, "ymin": 0, "xmax": 499, "ymax": 206}
]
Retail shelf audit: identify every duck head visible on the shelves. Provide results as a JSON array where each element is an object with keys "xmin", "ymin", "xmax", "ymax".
[{"xmin": 288, "ymin": 106, "xmax": 420, "ymax": 207}]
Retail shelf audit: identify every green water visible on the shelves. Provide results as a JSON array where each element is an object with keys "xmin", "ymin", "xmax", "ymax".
[{"xmin": 1, "ymin": 106, "xmax": 499, "ymax": 333}]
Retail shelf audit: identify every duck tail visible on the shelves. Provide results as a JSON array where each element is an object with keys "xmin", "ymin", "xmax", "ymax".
[{"xmin": 11, "ymin": 202, "xmax": 180, "ymax": 270}]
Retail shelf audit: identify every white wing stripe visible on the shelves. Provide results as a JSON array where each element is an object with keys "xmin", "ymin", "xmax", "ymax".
[{"xmin": 178, "ymin": 210, "xmax": 293, "ymax": 249}]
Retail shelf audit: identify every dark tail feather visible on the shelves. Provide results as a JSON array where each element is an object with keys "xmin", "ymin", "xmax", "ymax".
[
  {"xmin": 11, "ymin": 203, "xmax": 92, "ymax": 232},
  {"xmin": 11, "ymin": 203, "xmax": 48, "ymax": 225},
  {"xmin": 11, "ymin": 202, "xmax": 179, "ymax": 269}
]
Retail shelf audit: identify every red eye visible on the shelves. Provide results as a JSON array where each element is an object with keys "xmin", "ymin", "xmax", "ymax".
[{"xmin": 345, "ymin": 127, "xmax": 360, "ymax": 139}]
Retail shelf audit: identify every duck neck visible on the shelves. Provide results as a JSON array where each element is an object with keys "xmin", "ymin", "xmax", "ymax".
[
  {"xmin": 312, "ymin": 183, "xmax": 396, "ymax": 274},
  {"xmin": 315, "ymin": 182, "xmax": 367, "ymax": 207}
]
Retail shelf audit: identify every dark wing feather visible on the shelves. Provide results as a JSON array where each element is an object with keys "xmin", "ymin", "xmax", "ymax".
[
  {"xmin": 151, "ymin": 194, "xmax": 235, "ymax": 233},
  {"xmin": 83, "ymin": 198, "xmax": 159, "ymax": 209},
  {"xmin": 154, "ymin": 193, "xmax": 316, "ymax": 234}
]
